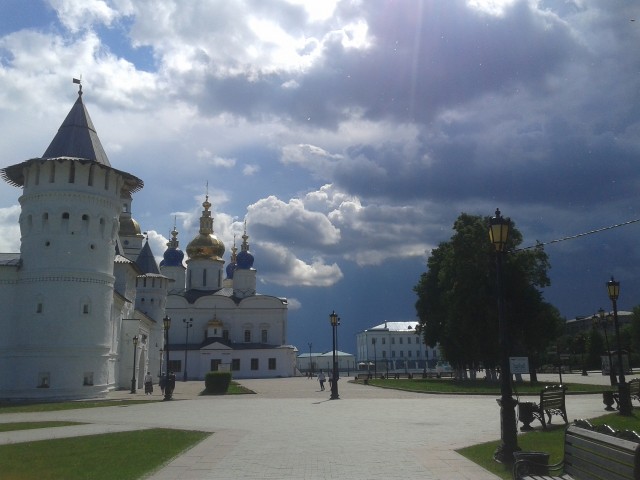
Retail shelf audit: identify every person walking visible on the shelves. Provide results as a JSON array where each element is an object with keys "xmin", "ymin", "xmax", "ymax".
[
  {"xmin": 144, "ymin": 371, "xmax": 153, "ymax": 395},
  {"xmin": 317, "ymin": 370, "xmax": 326, "ymax": 391}
]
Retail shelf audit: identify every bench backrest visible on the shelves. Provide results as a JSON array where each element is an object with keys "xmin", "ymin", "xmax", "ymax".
[
  {"xmin": 564, "ymin": 426, "xmax": 640, "ymax": 480},
  {"xmin": 629, "ymin": 379, "xmax": 640, "ymax": 396},
  {"xmin": 540, "ymin": 387, "xmax": 565, "ymax": 410}
]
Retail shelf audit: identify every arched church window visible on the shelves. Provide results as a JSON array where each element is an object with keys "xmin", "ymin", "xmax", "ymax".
[
  {"xmin": 61, "ymin": 212, "xmax": 69, "ymax": 233},
  {"xmin": 81, "ymin": 214, "xmax": 89, "ymax": 234},
  {"xmin": 68, "ymin": 161, "xmax": 75, "ymax": 183}
]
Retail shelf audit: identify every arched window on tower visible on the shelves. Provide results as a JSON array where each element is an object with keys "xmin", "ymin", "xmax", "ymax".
[
  {"xmin": 81, "ymin": 214, "xmax": 89, "ymax": 234},
  {"xmin": 49, "ymin": 162, "xmax": 55, "ymax": 183},
  {"xmin": 88, "ymin": 164, "xmax": 94, "ymax": 186},
  {"xmin": 61, "ymin": 212, "xmax": 70, "ymax": 233},
  {"xmin": 68, "ymin": 161, "xmax": 75, "ymax": 183}
]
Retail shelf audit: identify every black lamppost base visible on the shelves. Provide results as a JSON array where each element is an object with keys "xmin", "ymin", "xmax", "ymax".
[
  {"xmin": 130, "ymin": 379, "xmax": 136, "ymax": 394},
  {"xmin": 494, "ymin": 396, "xmax": 519, "ymax": 464},
  {"xmin": 617, "ymin": 382, "xmax": 632, "ymax": 416}
]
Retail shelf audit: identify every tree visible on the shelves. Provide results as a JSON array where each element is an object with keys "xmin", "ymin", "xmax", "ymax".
[
  {"xmin": 414, "ymin": 212, "xmax": 562, "ymax": 377},
  {"xmin": 586, "ymin": 327, "xmax": 605, "ymax": 371}
]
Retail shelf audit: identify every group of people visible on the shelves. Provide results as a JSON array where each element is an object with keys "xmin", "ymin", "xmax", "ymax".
[
  {"xmin": 316, "ymin": 370, "xmax": 337, "ymax": 391},
  {"xmin": 142, "ymin": 371, "xmax": 176, "ymax": 397}
]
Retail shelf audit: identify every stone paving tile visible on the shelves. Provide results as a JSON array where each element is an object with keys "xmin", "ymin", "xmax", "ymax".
[{"xmin": 0, "ymin": 372, "xmax": 628, "ymax": 479}]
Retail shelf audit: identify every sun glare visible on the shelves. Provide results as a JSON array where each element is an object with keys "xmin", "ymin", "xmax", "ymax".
[
  {"xmin": 287, "ymin": 0, "xmax": 339, "ymax": 21},
  {"xmin": 466, "ymin": 0, "xmax": 517, "ymax": 16}
]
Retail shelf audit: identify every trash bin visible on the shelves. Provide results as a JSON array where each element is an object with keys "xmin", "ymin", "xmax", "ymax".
[
  {"xmin": 517, "ymin": 402, "xmax": 536, "ymax": 431},
  {"xmin": 513, "ymin": 451, "xmax": 549, "ymax": 476}
]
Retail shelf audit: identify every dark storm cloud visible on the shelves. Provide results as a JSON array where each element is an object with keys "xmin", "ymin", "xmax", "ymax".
[{"xmin": 196, "ymin": 0, "xmax": 576, "ymax": 128}]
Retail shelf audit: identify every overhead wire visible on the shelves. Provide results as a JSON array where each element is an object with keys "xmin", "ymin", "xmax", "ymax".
[{"xmin": 514, "ymin": 218, "xmax": 640, "ymax": 252}]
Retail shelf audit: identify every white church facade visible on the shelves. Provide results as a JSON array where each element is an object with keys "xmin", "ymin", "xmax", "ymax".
[{"xmin": 0, "ymin": 85, "xmax": 296, "ymax": 401}]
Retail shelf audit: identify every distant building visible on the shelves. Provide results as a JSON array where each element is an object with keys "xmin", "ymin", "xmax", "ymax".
[
  {"xmin": 0, "ymin": 85, "xmax": 295, "ymax": 401},
  {"xmin": 297, "ymin": 351, "xmax": 355, "ymax": 373},
  {"xmin": 564, "ymin": 310, "xmax": 633, "ymax": 336},
  {"xmin": 355, "ymin": 321, "xmax": 440, "ymax": 373}
]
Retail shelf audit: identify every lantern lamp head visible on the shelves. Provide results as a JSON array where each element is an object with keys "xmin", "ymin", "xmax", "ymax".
[
  {"xmin": 489, "ymin": 208, "xmax": 510, "ymax": 253},
  {"xmin": 607, "ymin": 277, "xmax": 620, "ymax": 301}
]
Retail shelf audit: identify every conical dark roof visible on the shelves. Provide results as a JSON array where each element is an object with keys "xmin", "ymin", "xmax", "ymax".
[
  {"xmin": 1, "ymin": 88, "xmax": 143, "ymax": 193},
  {"xmin": 42, "ymin": 91, "xmax": 110, "ymax": 165},
  {"xmin": 136, "ymin": 241, "xmax": 160, "ymax": 275}
]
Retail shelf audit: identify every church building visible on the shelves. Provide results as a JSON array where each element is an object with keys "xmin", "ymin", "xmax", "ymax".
[{"xmin": 0, "ymin": 84, "xmax": 296, "ymax": 401}]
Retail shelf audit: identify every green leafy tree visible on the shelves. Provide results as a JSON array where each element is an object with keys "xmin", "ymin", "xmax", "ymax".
[
  {"xmin": 414, "ymin": 212, "xmax": 562, "ymax": 376},
  {"xmin": 586, "ymin": 327, "xmax": 605, "ymax": 371}
]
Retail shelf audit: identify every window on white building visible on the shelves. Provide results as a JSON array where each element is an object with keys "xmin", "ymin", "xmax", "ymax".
[
  {"xmin": 261, "ymin": 329, "xmax": 268, "ymax": 343},
  {"xmin": 232, "ymin": 359, "xmax": 240, "ymax": 371},
  {"xmin": 268, "ymin": 358, "xmax": 276, "ymax": 370},
  {"xmin": 244, "ymin": 330, "xmax": 251, "ymax": 342},
  {"xmin": 251, "ymin": 358, "xmax": 259, "ymax": 370},
  {"xmin": 391, "ymin": 351, "xmax": 396, "ymax": 358}
]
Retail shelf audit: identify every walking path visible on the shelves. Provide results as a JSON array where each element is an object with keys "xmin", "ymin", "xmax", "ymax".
[{"xmin": 0, "ymin": 372, "xmax": 629, "ymax": 480}]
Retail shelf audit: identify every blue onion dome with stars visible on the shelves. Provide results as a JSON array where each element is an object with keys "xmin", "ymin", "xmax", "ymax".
[
  {"xmin": 236, "ymin": 225, "xmax": 254, "ymax": 269},
  {"xmin": 160, "ymin": 224, "xmax": 184, "ymax": 267},
  {"xmin": 226, "ymin": 240, "xmax": 237, "ymax": 279}
]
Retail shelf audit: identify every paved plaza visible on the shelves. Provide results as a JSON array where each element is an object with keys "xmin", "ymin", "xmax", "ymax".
[{"xmin": 0, "ymin": 372, "xmax": 629, "ymax": 480}]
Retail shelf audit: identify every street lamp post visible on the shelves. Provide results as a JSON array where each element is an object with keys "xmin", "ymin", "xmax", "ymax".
[
  {"xmin": 308, "ymin": 342, "xmax": 313, "ymax": 376},
  {"xmin": 607, "ymin": 277, "xmax": 632, "ymax": 415},
  {"xmin": 182, "ymin": 318, "xmax": 193, "ymax": 381},
  {"xmin": 593, "ymin": 308, "xmax": 616, "ymax": 386},
  {"xmin": 489, "ymin": 208, "xmax": 518, "ymax": 463},
  {"xmin": 163, "ymin": 316, "xmax": 172, "ymax": 401},
  {"xmin": 329, "ymin": 311, "xmax": 340, "ymax": 400},
  {"xmin": 130, "ymin": 335, "xmax": 139, "ymax": 394},
  {"xmin": 372, "ymin": 338, "xmax": 377, "ymax": 378}
]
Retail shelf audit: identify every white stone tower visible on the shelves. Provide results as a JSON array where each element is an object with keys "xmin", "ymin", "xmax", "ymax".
[{"xmin": 0, "ymin": 83, "xmax": 143, "ymax": 400}]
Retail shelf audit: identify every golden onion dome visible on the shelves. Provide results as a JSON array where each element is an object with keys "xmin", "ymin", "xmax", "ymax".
[
  {"xmin": 119, "ymin": 216, "xmax": 142, "ymax": 236},
  {"xmin": 186, "ymin": 232, "xmax": 225, "ymax": 260},
  {"xmin": 186, "ymin": 193, "xmax": 225, "ymax": 260},
  {"xmin": 208, "ymin": 318, "xmax": 223, "ymax": 328}
]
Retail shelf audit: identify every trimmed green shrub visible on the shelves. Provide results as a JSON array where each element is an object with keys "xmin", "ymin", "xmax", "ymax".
[{"xmin": 204, "ymin": 371, "xmax": 232, "ymax": 394}]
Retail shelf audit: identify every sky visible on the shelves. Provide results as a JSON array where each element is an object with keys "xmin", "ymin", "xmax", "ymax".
[{"xmin": 0, "ymin": 0, "xmax": 639, "ymax": 354}]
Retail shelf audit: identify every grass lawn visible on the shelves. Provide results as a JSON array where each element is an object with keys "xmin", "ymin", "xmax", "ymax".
[
  {"xmin": 0, "ymin": 428, "xmax": 210, "ymax": 480},
  {"xmin": 0, "ymin": 399, "xmax": 156, "ymax": 414},
  {"xmin": 362, "ymin": 378, "xmax": 607, "ymax": 395},
  {"xmin": 0, "ymin": 421, "xmax": 85, "ymax": 433},
  {"xmin": 457, "ymin": 411, "xmax": 640, "ymax": 480},
  {"xmin": 200, "ymin": 381, "xmax": 255, "ymax": 396}
]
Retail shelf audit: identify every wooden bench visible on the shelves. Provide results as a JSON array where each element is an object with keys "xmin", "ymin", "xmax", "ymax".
[
  {"xmin": 611, "ymin": 378, "xmax": 640, "ymax": 410},
  {"xmin": 513, "ymin": 422, "xmax": 640, "ymax": 480},
  {"xmin": 631, "ymin": 378, "xmax": 640, "ymax": 405},
  {"xmin": 530, "ymin": 385, "xmax": 568, "ymax": 429}
]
